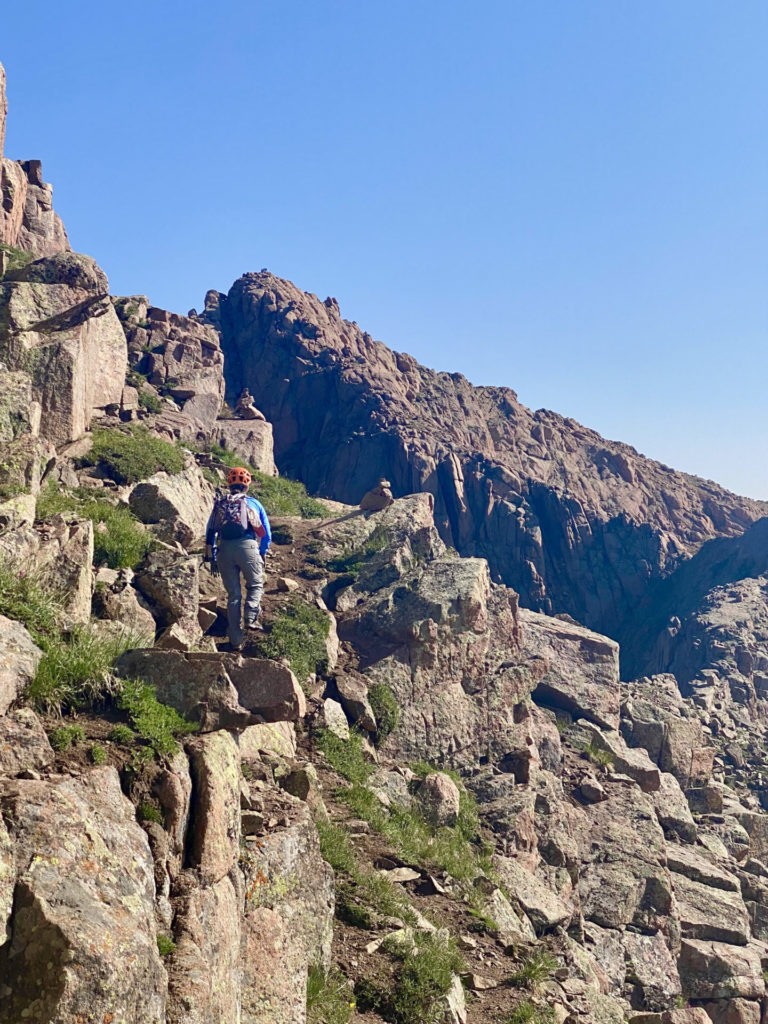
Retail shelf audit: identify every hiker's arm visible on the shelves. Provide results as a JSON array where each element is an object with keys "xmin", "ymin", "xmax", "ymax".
[
  {"xmin": 259, "ymin": 507, "xmax": 271, "ymax": 558},
  {"xmin": 204, "ymin": 509, "xmax": 217, "ymax": 561}
]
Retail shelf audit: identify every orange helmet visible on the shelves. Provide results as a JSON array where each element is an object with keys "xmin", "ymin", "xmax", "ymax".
[{"xmin": 227, "ymin": 466, "xmax": 252, "ymax": 487}]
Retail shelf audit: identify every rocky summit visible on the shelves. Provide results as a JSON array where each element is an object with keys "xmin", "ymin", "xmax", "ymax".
[{"xmin": 2, "ymin": 58, "xmax": 768, "ymax": 1024}]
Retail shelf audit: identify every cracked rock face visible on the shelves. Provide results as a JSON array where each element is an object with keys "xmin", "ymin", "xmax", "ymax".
[
  {"xmin": 0, "ymin": 253, "xmax": 127, "ymax": 444},
  {"xmin": 0, "ymin": 768, "xmax": 167, "ymax": 1023}
]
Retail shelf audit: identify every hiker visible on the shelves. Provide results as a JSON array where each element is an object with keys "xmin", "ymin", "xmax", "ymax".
[
  {"xmin": 204, "ymin": 466, "xmax": 271, "ymax": 650},
  {"xmin": 359, "ymin": 478, "xmax": 394, "ymax": 511},
  {"xmin": 235, "ymin": 387, "xmax": 266, "ymax": 421}
]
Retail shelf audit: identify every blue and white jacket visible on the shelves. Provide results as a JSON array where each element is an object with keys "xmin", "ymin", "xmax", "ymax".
[{"xmin": 206, "ymin": 495, "xmax": 272, "ymax": 558}]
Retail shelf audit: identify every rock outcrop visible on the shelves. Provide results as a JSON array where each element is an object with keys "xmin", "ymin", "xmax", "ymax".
[
  {"xmin": 202, "ymin": 271, "xmax": 766, "ymax": 645},
  {"xmin": 0, "ymin": 252, "xmax": 127, "ymax": 444}
]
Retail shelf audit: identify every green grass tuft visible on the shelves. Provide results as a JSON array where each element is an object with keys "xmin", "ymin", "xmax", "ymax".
[
  {"xmin": 367, "ymin": 682, "xmax": 400, "ymax": 740},
  {"xmin": 137, "ymin": 801, "xmax": 163, "ymax": 824},
  {"xmin": 307, "ymin": 965, "xmax": 355, "ymax": 1024},
  {"xmin": 256, "ymin": 598, "xmax": 329, "ymax": 686},
  {"xmin": 250, "ymin": 471, "xmax": 328, "ymax": 519},
  {"xmin": 117, "ymin": 678, "xmax": 198, "ymax": 757},
  {"xmin": 0, "ymin": 561, "xmax": 61, "ymax": 644},
  {"xmin": 108, "ymin": 723, "xmax": 135, "ymax": 745},
  {"xmin": 0, "ymin": 243, "xmax": 33, "ymax": 274},
  {"xmin": 317, "ymin": 819, "xmax": 358, "ymax": 875},
  {"xmin": 89, "ymin": 744, "xmax": 107, "ymax": 765},
  {"xmin": 317, "ymin": 729, "xmax": 374, "ymax": 785},
  {"xmin": 507, "ymin": 949, "xmax": 559, "ymax": 990},
  {"xmin": 80, "ymin": 426, "xmax": 185, "ymax": 484},
  {"xmin": 387, "ymin": 931, "xmax": 465, "ymax": 1024},
  {"xmin": 28, "ymin": 625, "xmax": 138, "ymax": 713},
  {"xmin": 48, "ymin": 724, "xmax": 86, "ymax": 751},
  {"xmin": 585, "ymin": 741, "xmax": 613, "ymax": 768},
  {"xmin": 504, "ymin": 1000, "xmax": 555, "ymax": 1024},
  {"xmin": 138, "ymin": 390, "xmax": 162, "ymax": 413},
  {"xmin": 37, "ymin": 483, "xmax": 153, "ymax": 569},
  {"xmin": 156, "ymin": 934, "xmax": 176, "ymax": 957},
  {"xmin": 316, "ymin": 818, "xmax": 414, "ymax": 928}
]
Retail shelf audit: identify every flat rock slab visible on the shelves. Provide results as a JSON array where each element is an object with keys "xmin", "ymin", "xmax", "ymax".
[
  {"xmin": 678, "ymin": 939, "xmax": 765, "ymax": 1000},
  {"xmin": 672, "ymin": 871, "xmax": 750, "ymax": 945},
  {"xmin": 520, "ymin": 608, "xmax": 621, "ymax": 730},
  {"xmin": 666, "ymin": 843, "xmax": 740, "ymax": 892},
  {"xmin": 116, "ymin": 649, "xmax": 305, "ymax": 730}
]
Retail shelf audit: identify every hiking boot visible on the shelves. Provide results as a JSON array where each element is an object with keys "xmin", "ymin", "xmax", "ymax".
[{"xmin": 245, "ymin": 618, "xmax": 262, "ymax": 631}]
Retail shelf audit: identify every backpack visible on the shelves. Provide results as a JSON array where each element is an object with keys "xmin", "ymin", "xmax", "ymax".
[{"xmin": 213, "ymin": 492, "xmax": 252, "ymax": 540}]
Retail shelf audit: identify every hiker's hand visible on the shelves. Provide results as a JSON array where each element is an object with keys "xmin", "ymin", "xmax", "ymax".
[
  {"xmin": 210, "ymin": 557, "xmax": 220, "ymax": 578},
  {"xmin": 204, "ymin": 545, "xmax": 213, "ymax": 562}
]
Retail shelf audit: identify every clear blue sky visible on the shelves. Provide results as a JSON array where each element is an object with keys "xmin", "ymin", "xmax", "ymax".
[{"xmin": 3, "ymin": 2, "xmax": 767, "ymax": 498}]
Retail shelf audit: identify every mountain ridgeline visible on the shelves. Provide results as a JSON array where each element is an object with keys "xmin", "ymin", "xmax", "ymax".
[{"xmin": 200, "ymin": 272, "xmax": 766, "ymax": 662}]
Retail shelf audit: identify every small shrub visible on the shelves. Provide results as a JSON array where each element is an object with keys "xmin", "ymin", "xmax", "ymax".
[
  {"xmin": 256, "ymin": 598, "xmax": 329, "ymax": 685},
  {"xmin": 138, "ymin": 390, "xmax": 162, "ymax": 414},
  {"xmin": 326, "ymin": 524, "xmax": 389, "ymax": 574},
  {"xmin": 585, "ymin": 742, "xmax": 613, "ymax": 768},
  {"xmin": 126, "ymin": 369, "xmax": 149, "ymax": 389},
  {"xmin": 507, "ymin": 949, "xmax": 559, "ymax": 990},
  {"xmin": 137, "ymin": 801, "xmax": 163, "ymax": 824},
  {"xmin": 505, "ymin": 1000, "xmax": 555, "ymax": 1024},
  {"xmin": 156, "ymin": 934, "xmax": 176, "ymax": 957},
  {"xmin": 108, "ymin": 724, "xmax": 135, "ymax": 745},
  {"xmin": 81, "ymin": 426, "xmax": 185, "ymax": 484},
  {"xmin": 117, "ymin": 678, "xmax": 198, "ymax": 757},
  {"xmin": 28, "ymin": 625, "xmax": 138, "ymax": 712},
  {"xmin": 89, "ymin": 744, "xmax": 107, "ymax": 765},
  {"xmin": 48, "ymin": 724, "xmax": 86, "ymax": 751},
  {"xmin": 368, "ymin": 682, "xmax": 400, "ymax": 740},
  {"xmin": 317, "ymin": 729, "xmax": 374, "ymax": 785},
  {"xmin": 307, "ymin": 965, "xmax": 354, "ymax": 1024},
  {"xmin": 388, "ymin": 931, "xmax": 465, "ymax": 1024}
]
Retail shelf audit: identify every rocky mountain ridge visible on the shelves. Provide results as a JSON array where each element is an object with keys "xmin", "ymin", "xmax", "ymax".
[
  {"xmin": 2, "ymin": 58, "xmax": 768, "ymax": 1024},
  {"xmin": 199, "ymin": 273, "xmax": 766, "ymax": 652}
]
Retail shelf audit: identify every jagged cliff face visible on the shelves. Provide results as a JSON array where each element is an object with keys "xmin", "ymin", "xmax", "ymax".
[{"xmin": 203, "ymin": 273, "xmax": 765, "ymax": 643}]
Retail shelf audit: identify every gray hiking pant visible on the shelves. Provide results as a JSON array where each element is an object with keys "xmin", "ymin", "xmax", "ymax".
[{"xmin": 217, "ymin": 537, "xmax": 264, "ymax": 647}]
